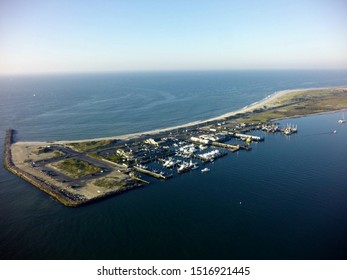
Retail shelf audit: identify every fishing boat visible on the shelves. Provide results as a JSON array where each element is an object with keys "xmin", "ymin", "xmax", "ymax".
[
  {"xmin": 177, "ymin": 162, "xmax": 191, "ymax": 173},
  {"xmin": 191, "ymin": 163, "xmax": 199, "ymax": 170},
  {"xmin": 338, "ymin": 112, "xmax": 346, "ymax": 124},
  {"xmin": 201, "ymin": 167, "xmax": 210, "ymax": 173}
]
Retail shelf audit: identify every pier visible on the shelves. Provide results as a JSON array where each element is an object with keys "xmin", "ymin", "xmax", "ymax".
[
  {"xmin": 211, "ymin": 141, "xmax": 240, "ymax": 152},
  {"xmin": 239, "ymin": 145, "xmax": 252, "ymax": 151},
  {"xmin": 234, "ymin": 133, "xmax": 264, "ymax": 141},
  {"xmin": 132, "ymin": 176, "xmax": 150, "ymax": 184},
  {"xmin": 195, "ymin": 149, "xmax": 228, "ymax": 162},
  {"xmin": 133, "ymin": 166, "xmax": 173, "ymax": 180}
]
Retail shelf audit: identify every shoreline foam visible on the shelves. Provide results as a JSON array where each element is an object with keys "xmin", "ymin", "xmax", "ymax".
[{"xmin": 14, "ymin": 86, "xmax": 347, "ymax": 146}]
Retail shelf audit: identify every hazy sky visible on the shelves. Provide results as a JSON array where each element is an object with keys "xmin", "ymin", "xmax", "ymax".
[{"xmin": 1, "ymin": 0, "xmax": 347, "ymax": 74}]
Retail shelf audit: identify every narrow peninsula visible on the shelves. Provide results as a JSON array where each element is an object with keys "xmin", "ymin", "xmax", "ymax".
[{"xmin": 4, "ymin": 87, "xmax": 347, "ymax": 206}]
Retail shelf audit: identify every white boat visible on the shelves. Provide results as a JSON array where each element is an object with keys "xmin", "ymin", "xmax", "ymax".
[
  {"xmin": 163, "ymin": 158, "xmax": 176, "ymax": 168},
  {"xmin": 338, "ymin": 112, "xmax": 346, "ymax": 124},
  {"xmin": 282, "ymin": 124, "xmax": 298, "ymax": 135},
  {"xmin": 191, "ymin": 164, "xmax": 199, "ymax": 170},
  {"xmin": 201, "ymin": 168, "xmax": 210, "ymax": 173},
  {"xmin": 199, "ymin": 145, "xmax": 208, "ymax": 150},
  {"xmin": 136, "ymin": 164, "xmax": 148, "ymax": 169},
  {"xmin": 177, "ymin": 161, "xmax": 191, "ymax": 173},
  {"xmin": 166, "ymin": 161, "xmax": 176, "ymax": 168}
]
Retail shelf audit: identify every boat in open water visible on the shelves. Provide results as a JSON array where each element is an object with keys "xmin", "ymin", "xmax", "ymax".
[{"xmin": 338, "ymin": 112, "xmax": 346, "ymax": 124}]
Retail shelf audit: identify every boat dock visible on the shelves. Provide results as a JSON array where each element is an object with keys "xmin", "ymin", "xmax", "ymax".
[
  {"xmin": 132, "ymin": 176, "xmax": 150, "ymax": 184},
  {"xmin": 239, "ymin": 145, "xmax": 252, "ymax": 151},
  {"xmin": 133, "ymin": 166, "xmax": 173, "ymax": 180},
  {"xmin": 195, "ymin": 149, "xmax": 228, "ymax": 162},
  {"xmin": 211, "ymin": 141, "xmax": 240, "ymax": 152},
  {"xmin": 234, "ymin": 133, "xmax": 264, "ymax": 141}
]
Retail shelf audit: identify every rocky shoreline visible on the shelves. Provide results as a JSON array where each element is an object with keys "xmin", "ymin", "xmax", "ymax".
[
  {"xmin": 4, "ymin": 129, "xmax": 84, "ymax": 206},
  {"xmin": 4, "ymin": 129, "xmax": 144, "ymax": 206}
]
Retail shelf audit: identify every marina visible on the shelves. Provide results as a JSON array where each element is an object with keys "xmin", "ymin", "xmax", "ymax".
[{"xmin": 4, "ymin": 117, "xmax": 300, "ymax": 206}]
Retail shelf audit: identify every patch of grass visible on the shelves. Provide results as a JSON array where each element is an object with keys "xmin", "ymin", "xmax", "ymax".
[
  {"xmin": 88, "ymin": 152, "xmax": 103, "ymax": 160},
  {"xmin": 53, "ymin": 151, "xmax": 65, "ymax": 158},
  {"xmin": 56, "ymin": 158, "xmax": 101, "ymax": 179},
  {"xmin": 242, "ymin": 88, "xmax": 347, "ymax": 123},
  {"xmin": 94, "ymin": 177, "xmax": 127, "ymax": 189},
  {"xmin": 105, "ymin": 153, "xmax": 129, "ymax": 164},
  {"xmin": 69, "ymin": 139, "xmax": 116, "ymax": 152},
  {"xmin": 88, "ymin": 149, "xmax": 130, "ymax": 165}
]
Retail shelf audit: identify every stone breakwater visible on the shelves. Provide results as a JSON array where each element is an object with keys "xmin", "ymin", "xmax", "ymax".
[
  {"xmin": 3, "ymin": 129, "xmax": 85, "ymax": 206},
  {"xmin": 3, "ymin": 129, "xmax": 142, "ymax": 207}
]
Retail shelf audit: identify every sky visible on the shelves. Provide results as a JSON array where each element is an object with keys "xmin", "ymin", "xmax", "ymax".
[{"xmin": 0, "ymin": 0, "xmax": 347, "ymax": 74}]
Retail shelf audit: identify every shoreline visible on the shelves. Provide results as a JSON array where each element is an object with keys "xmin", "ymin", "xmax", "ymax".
[
  {"xmin": 270, "ymin": 108, "xmax": 347, "ymax": 122},
  {"xmin": 4, "ymin": 85, "xmax": 347, "ymax": 207},
  {"xmin": 15, "ymin": 86, "xmax": 347, "ymax": 146}
]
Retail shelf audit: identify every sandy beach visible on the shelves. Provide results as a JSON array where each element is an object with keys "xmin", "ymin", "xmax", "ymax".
[{"xmin": 14, "ymin": 86, "xmax": 346, "ymax": 146}]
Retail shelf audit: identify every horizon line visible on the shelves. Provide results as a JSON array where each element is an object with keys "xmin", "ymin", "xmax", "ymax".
[{"xmin": 1, "ymin": 68, "xmax": 347, "ymax": 76}]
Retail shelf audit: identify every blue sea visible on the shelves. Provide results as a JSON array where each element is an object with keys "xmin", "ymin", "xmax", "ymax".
[{"xmin": 0, "ymin": 70, "xmax": 347, "ymax": 259}]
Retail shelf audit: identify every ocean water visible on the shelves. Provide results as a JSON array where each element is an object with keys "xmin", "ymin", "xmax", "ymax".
[{"xmin": 0, "ymin": 70, "xmax": 347, "ymax": 259}]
